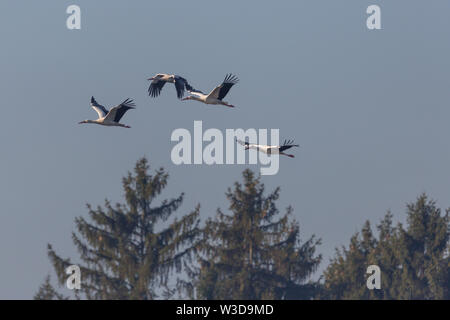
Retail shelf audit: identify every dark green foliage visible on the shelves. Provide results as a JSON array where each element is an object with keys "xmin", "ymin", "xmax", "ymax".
[
  {"xmin": 46, "ymin": 158, "xmax": 200, "ymax": 299},
  {"xmin": 395, "ymin": 195, "xmax": 449, "ymax": 299},
  {"xmin": 195, "ymin": 169, "xmax": 322, "ymax": 300},
  {"xmin": 34, "ymin": 275, "xmax": 69, "ymax": 300},
  {"xmin": 322, "ymin": 194, "xmax": 449, "ymax": 300},
  {"xmin": 36, "ymin": 157, "xmax": 449, "ymax": 300},
  {"xmin": 321, "ymin": 221, "xmax": 381, "ymax": 299}
]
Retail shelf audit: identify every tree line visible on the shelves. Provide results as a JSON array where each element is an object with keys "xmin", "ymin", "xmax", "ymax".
[{"xmin": 34, "ymin": 158, "xmax": 449, "ymax": 300}]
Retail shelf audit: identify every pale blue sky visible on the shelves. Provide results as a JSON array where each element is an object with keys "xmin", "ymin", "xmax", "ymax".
[{"xmin": 1, "ymin": 0, "xmax": 450, "ymax": 298}]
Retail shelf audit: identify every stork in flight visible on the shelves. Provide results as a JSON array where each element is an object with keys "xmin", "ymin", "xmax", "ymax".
[
  {"xmin": 78, "ymin": 97, "xmax": 135, "ymax": 128},
  {"xmin": 181, "ymin": 74, "xmax": 238, "ymax": 108},
  {"xmin": 236, "ymin": 139, "xmax": 300, "ymax": 158},
  {"xmin": 147, "ymin": 73, "xmax": 193, "ymax": 99}
]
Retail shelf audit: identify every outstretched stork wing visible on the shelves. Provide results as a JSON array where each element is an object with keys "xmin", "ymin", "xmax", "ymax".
[
  {"xmin": 235, "ymin": 138, "xmax": 250, "ymax": 147},
  {"xmin": 174, "ymin": 76, "xmax": 192, "ymax": 99},
  {"xmin": 186, "ymin": 81, "xmax": 205, "ymax": 95},
  {"xmin": 279, "ymin": 139, "xmax": 300, "ymax": 152},
  {"xmin": 208, "ymin": 74, "xmax": 239, "ymax": 100},
  {"xmin": 105, "ymin": 98, "xmax": 136, "ymax": 123},
  {"xmin": 90, "ymin": 96, "xmax": 109, "ymax": 118},
  {"xmin": 148, "ymin": 80, "xmax": 166, "ymax": 98}
]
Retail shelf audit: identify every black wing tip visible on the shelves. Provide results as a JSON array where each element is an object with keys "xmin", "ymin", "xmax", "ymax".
[
  {"xmin": 122, "ymin": 98, "xmax": 136, "ymax": 108},
  {"xmin": 148, "ymin": 81, "xmax": 164, "ymax": 98},
  {"xmin": 224, "ymin": 73, "xmax": 239, "ymax": 84},
  {"xmin": 235, "ymin": 138, "xmax": 249, "ymax": 145},
  {"xmin": 148, "ymin": 88, "xmax": 158, "ymax": 97},
  {"xmin": 174, "ymin": 78, "xmax": 188, "ymax": 99},
  {"xmin": 282, "ymin": 139, "xmax": 299, "ymax": 147}
]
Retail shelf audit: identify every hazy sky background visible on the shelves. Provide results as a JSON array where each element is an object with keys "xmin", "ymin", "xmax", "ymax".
[{"xmin": 1, "ymin": 0, "xmax": 450, "ymax": 299}]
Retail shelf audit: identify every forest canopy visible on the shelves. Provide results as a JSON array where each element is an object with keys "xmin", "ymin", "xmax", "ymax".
[{"xmin": 35, "ymin": 158, "xmax": 450, "ymax": 300}]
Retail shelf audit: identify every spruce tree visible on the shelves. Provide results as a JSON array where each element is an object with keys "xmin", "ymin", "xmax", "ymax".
[
  {"xmin": 34, "ymin": 275, "xmax": 69, "ymax": 300},
  {"xmin": 322, "ymin": 221, "xmax": 379, "ymax": 299},
  {"xmin": 46, "ymin": 158, "xmax": 200, "ymax": 299},
  {"xmin": 369, "ymin": 211, "xmax": 401, "ymax": 299},
  {"xmin": 322, "ymin": 194, "xmax": 449, "ymax": 300},
  {"xmin": 195, "ymin": 169, "xmax": 322, "ymax": 300},
  {"xmin": 395, "ymin": 194, "xmax": 449, "ymax": 299}
]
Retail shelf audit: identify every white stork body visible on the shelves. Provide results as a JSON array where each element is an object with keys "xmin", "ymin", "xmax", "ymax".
[
  {"xmin": 182, "ymin": 74, "xmax": 238, "ymax": 108},
  {"xmin": 148, "ymin": 73, "xmax": 193, "ymax": 99},
  {"xmin": 237, "ymin": 139, "xmax": 300, "ymax": 158},
  {"xmin": 79, "ymin": 97, "xmax": 135, "ymax": 128}
]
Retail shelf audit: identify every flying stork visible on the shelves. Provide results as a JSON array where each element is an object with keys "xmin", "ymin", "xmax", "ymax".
[
  {"xmin": 236, "ymin": 139, "xmax": 300, "ymax": 158},
  {"xmin": 181, "ymin": 74, "xmax": 238, "ymax": 108},
  {"xmin": 78, "ymin": 97, "xmax": 135, "ymax": 128},
  {"xmin": 147, "ymin": 73, "xmax": 193, "ymax": 99}
]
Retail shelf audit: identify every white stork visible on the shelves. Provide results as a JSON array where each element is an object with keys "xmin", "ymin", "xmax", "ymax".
[
  {"xmin": 78, "ymin": 97, "xmax": 135, "ymax": 128},
  {"xmin": 236, "ymin": 139, "xmax": 300, "ymax": 158},
  {"xmin": 181, "ymin": 74, "xmax": 238, "ymax": 108},
  {"xmin": 147, "ymin": 73, "xmax": 193, "ymax": 99}
]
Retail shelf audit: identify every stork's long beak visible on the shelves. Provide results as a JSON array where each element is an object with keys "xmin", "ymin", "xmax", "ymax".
[
  {"xmin": 181, "ymin": 97, "xmax": 189, "ymax": 101},
  {"xmin": 78, "ymin": 121, "xmax": 84, "ymax": 124},
  {"xmin": 147, "ymin": 77, "xmax": 155, "ymax": 81}
]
